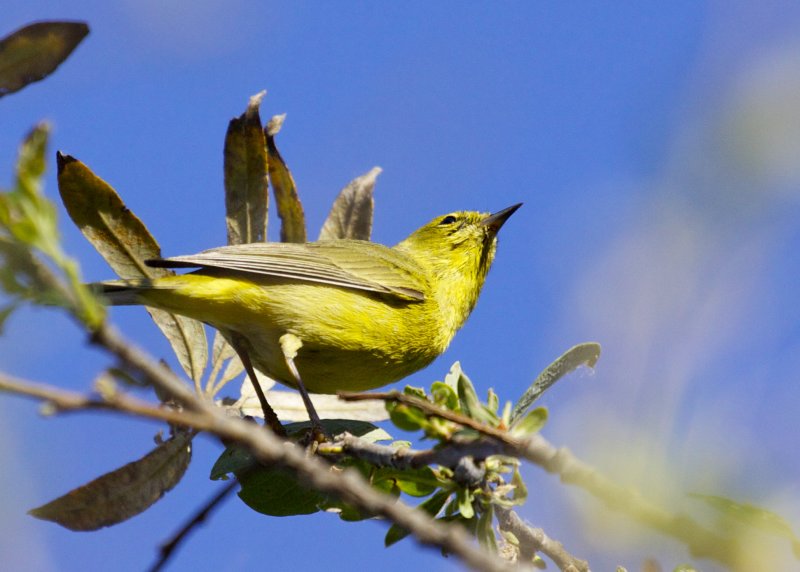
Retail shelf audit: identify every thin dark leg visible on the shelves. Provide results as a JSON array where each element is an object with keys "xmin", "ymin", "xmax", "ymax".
[{"xmin": 231, "ymin": 338, "xmax": 286, "ymax": 437}]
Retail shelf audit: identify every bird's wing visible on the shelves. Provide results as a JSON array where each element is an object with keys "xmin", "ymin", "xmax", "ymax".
[{"xmin": 146, "ymin": 240, "xmax": 427, "ymax": 301}]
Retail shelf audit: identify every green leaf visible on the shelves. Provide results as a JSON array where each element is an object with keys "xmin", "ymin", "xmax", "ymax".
[
  {"xmin": 265, "ymin": 115, "xmax": 306, "ymax": 243},
  {"xmin": 476, "ymin": 504, "xmax": 498, "ymax": 552},
  {"xmin": 209, "ymin": 444, "xmax": 257, "ymax": 480},
  {"xmin": 57, "ymin": 153, "xmax": 207, "ymax": 382},
  {"xmin": 443, "ymin": 361, "xmax": 461, "ymax": 390},
  {"xmin": 238, "ymin": 465, "xmax": 323, "ymax": 517},
  {"xmin": 0, "ymin": 236, "xmax": 72, "ymax": 308},
  {"xmin": 509, "ymin": 406, "xmax": 548, "ymax": 437},
  {"xmin": 690, "ymin": 493, "xmax": 800, "ymax": 555},
  {"xmin": 1, "ymin": 126, "xmax": 105, "ymax": 326},
  {"xmin": 385, "ymin": 490, "xmax": 451, "ymax": 547},
  {"xmin": 318, "ymin": 167, "xmax": 380, "ymax": 241},
  {"xmin": 224, "ymin": 91, "xmax": 269, "ymax": 245},
  {"xmin": 486, "ymin": 388, "xmax": 499, "ymax": 414},
  {"xmin": 511, "ymin": 466, "xmax": 528, "ymax": 505},
  {"xmin": 431, "ymin": 381, "xmax": 458, "ymax": 411},
  {"xmin": 456, "ymin": 366, "xmax": 497, "ymax": 425},
  {"xmin": 0, "ymin": 21, "xmax": 89, "ymax": 98},
  {"xmin": 387, "ymin": 402, "xmax": 427, "ymax": 432},
  {"xmin": 509, "ymin": 342, "xmax": 601, "ymax": 426},
  {"xmin": 29, "ymin": 433, "xmax": 192, "ymax": 530},
  {"xmin": 374, "ymin": 465, "xmax": 440, "ymax": 497},
  {"xmin": 283, "ymin": 419, "xmax": 388, "ymax": 441},
  {"xmin": 457, "ymin": 488, "xmax": 475, "ymax": 520}
]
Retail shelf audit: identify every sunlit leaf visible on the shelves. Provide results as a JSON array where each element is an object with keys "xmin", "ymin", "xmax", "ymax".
[
  {"xmin": 385, "ymin": 490, "xmax": 451, "ymax": 547},
  {"xmin": 318, "ymin": 167, "xmax": 380, "ymax": 241},
  {"xmin": 236, "ymin": 379, "xmax": 389, "ymax": 422},
  {"xmin": 456, "ymin": 365, "xmax": 496, "ymax": 425},
  {"xmin": 509, "ymin": 407, "xmax": 548, "ymax": 437},
  {"xmin": 57, "ymin": 153, "xmax": 207, "ymax": 382},
  {"xmin": 0, "ymin": 236, "xmax": 71, "ymax": 307},
  {"xmin": 265, "ymin": 115, "xmax": 306, "ymax": 243},
  {"xmin": 457, "ymin": 488, "xmax": 475, "ymax": 519},
  {"xmin": 509, "ymin": 342, "xmax": 601, "ymax": 426},
  {"xmin": 431, "ymin": 381, "xmax": 458, "ymax": 411},
  {"xmin": 224, "ymin": 91, "xmax": 268, "ymax": 245},
  {"xmin": 0, "ymin": 21, "xmax": 89, "ymax": 98},
  {"xmin": 29, "ymin": 433, "xmax": 192, "ymax": 530},
  {"xmin": 1, "ymin": 126, "xmax": 104, "ymax": 326}
]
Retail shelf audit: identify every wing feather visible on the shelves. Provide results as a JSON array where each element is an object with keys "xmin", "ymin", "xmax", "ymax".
[{"xmin": 146, "ymin": 240, "xmax": 426, "ymax": 301}]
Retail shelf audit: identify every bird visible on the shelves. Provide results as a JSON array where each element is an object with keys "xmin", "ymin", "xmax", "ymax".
[{"xmin": 100, "ymin": 204, "xmax": 521, "ymax": 431}]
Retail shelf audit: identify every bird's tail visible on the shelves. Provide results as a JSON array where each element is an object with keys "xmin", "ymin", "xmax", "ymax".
[{"xmin": 91, "ymin": 279, "xmax": 154, "ymax": 306}]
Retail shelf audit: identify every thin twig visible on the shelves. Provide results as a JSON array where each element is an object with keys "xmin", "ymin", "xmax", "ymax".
[
  {"xmin": 339, "ymin": 389, "xmax": 739, "ymax": 569},
  {"xmin": 149, "ymin": 480, "xmax": 238, "ymax": 572},
  {"xmin": 496, "ymin": 507, "xmax": 588, "ymax": 572}
]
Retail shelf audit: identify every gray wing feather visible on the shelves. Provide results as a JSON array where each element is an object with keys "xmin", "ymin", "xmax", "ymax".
[{"xmin": 149, "ymin": 241, "xmax": 426, "ymax": 301}]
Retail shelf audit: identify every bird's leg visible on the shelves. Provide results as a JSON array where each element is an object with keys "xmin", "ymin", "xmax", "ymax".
[
  {"xmin": 279, "ymin": 333, "xmax": 325, "ymax": 440},
  {"xmin": 230, "ymin": 336, "xmax": 286, "ymax": 438}
]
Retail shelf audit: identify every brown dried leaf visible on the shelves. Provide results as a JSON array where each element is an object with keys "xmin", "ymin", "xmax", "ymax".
[
  {"xmin": 29, "ymin": 433, "xmax": 192, "ymax": 531},
  {"xmin": 0, "ymin": 21, "xmax": 89, "ymax": 98},
  {"xmin": 57, "ymin": 153, "xmax": 208, "ymax": 382},
  {"xmin": 224, "ymin": 91, "xmax": 269, "ymax": 245},
  {"xmin": 265, "ymin": 115, "xmax": 306, "ymax": 243},
  {"xmin": 318, "ymin": 167, "xmax": 381, "ymax": 241}
]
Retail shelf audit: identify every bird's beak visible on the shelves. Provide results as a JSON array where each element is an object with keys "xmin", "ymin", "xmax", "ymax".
[{"xmin": 481, "ymin": 203, "xmax": 522, "ymax": 233}]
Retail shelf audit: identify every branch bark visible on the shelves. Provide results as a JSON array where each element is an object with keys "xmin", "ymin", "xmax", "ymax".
[
  {"xmin": 0, "ymin": 322, "xmax": 512, "ymax": 572},
  {"xmin": 340, "ymin": 389, "xmax": 739, "ymax": 569}
]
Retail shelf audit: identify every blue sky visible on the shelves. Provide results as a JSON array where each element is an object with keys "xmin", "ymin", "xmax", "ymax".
[{"xmin": 2, "ymin": 2, "xmax": 800, "ymax": 571}]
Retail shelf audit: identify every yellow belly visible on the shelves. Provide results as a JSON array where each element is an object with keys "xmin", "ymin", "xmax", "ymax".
[{"xmin": 139, "ymin": 274, "xmax": 447, "ymax": 393}]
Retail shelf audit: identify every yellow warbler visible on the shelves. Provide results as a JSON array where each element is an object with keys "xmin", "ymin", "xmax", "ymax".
[{"xmin": 101, "ymin": 204, "xmax": 520, "ymax": 421}]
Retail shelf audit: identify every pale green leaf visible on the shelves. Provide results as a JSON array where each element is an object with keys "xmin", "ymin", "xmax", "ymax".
[{"xmin": 510, "ymin": 342, "xmax": 601, "ymax": 426}]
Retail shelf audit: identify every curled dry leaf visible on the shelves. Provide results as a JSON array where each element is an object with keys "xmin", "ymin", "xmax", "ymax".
[
  {"xmin": 56, "ymin": 153, "xmax": 208, "ymax": 383},
  {"xmin": 29, "ymin": 433, "xmax": 192, "ymax": 531},
  {"xmin": 0, "ymin": 21, "xmax": 89, "ymax": 98},
  {"xmin": 266, "ymin": 116, "xmax": 306, "ymax": 244},
  {"xmin": 224, "ymin": 91, "xmax": 269, "ymax": 245},
  {"xmin": 318, "ymin": 167, "xmax": 381, "ymax": 241}
]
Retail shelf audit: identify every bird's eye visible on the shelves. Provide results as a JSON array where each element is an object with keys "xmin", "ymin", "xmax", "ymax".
[{"xmin": 439, "ymin": 215, "xmax": 457, "ymax": 225}]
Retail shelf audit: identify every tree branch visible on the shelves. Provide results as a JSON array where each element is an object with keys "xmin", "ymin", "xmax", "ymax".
[
  {"xmin": 496, "ymin": 507, "xmax": 588, "ymax": 572},
  {"xmin": 340, "ymin": 389, "xmax": 739, "ymax": 569},
  {"xmin": 1, "ymin": 322, "xmax": 512, "ymax": 572}
]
